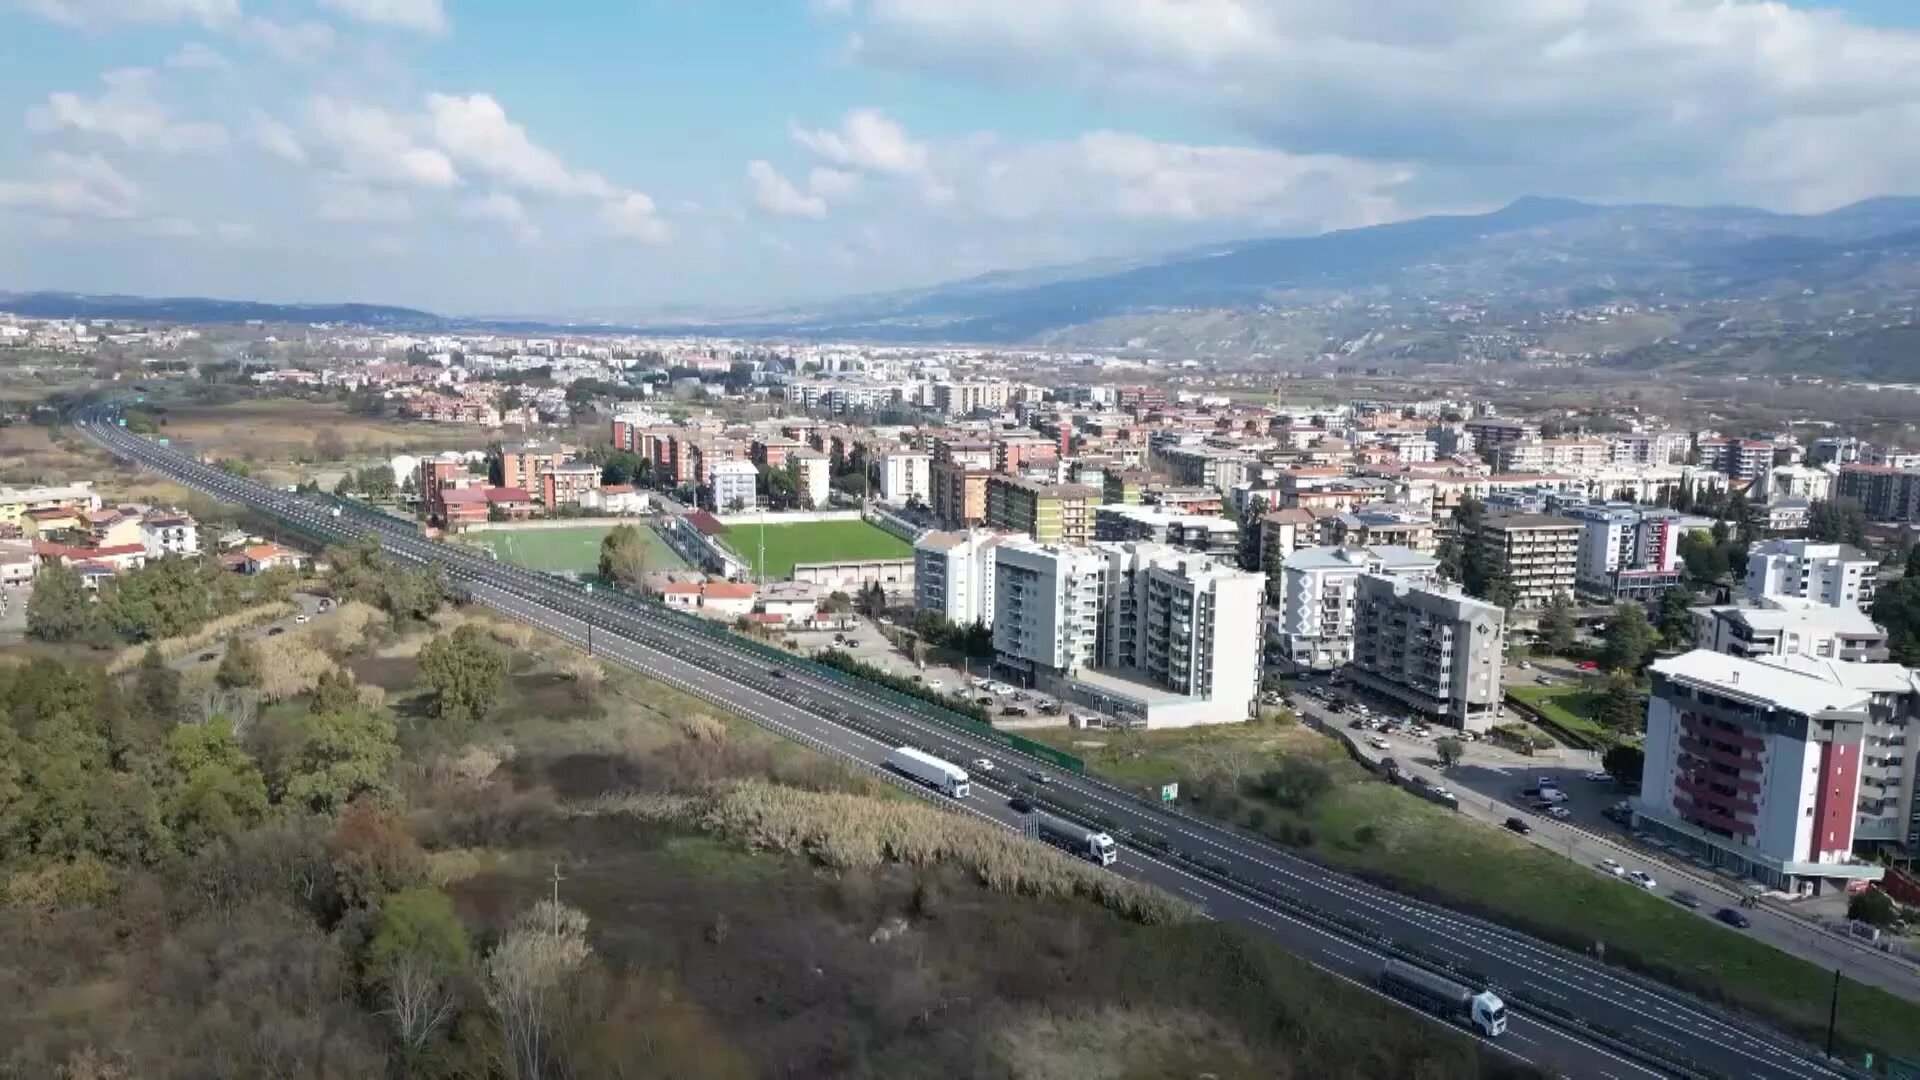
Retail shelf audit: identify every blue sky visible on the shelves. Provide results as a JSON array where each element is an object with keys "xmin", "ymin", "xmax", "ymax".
[{"xmin": 4, "ymin": 1, "xmax": 1920, "ymax": 317}]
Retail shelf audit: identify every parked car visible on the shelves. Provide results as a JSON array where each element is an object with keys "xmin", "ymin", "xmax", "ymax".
[
  {"xmin": 1579, "ymin": 660, "xmax": 1599, "ymax": 671},
  {"xmin": 1597, "ymin": 859, "xmax": 1624, "ymax": 877},
  {"xmin": 1671, "ymin": 890, "xmax": 1703, "ymax": 909},
  {"xmin": 1536, "ymin": 776, "xmax": 1556, "ymax": 788},
  {"xmin": 1000, "ymin": 706, "xmax": 1030, "ymax": 718},
  {"xmin": 1367, "ymin": 736, "xmax": 1392, "ymax": 751},
  {"xmin": 925, "ymin": 679, "xmax": 942, "ymax": 689},
  {"xmin": 267, "ymin": 626, "xmax": 285, "ymax": 636},
  {"xmin": 295, "ymin": 614, "xmax": 309, "ymax": 624},
  {"xmin": 1585, "ymin": 770, "xmax": 1614, "ymax": 783},
  {"xmin": 1715, "ymin": 907, "xmax": 1752, "ymax": 929},
  {"xmin": 1545, "ymin": 806, "xmax": 1572, "ymax": 820},
  {"xmin": 1349, "ymin": 719, "xmax": 1367, "ymax": 730},
  {"xmin": 1627, "ymin": 870, "xmax": 1657, "ymax": 890},
  {"xmin": 769, "ymin": 668, "xmax": 785, "ymax": 678},
  {"xmin": 1535, "ymin": 675, "xmax": 1555, "ymax": 685},
  {"xmin": 1504, "ymin": 817, "xmax": 1533, "ymax": 835}
]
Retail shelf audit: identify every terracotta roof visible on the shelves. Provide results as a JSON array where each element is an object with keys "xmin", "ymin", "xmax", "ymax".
[
  {"xmin": 703, "ymin": 582, "xmax": 757, "ymax": 599},
  {"xmin": 486, "ymin": 486, "xmax": 532, "ymax": 503},
  {"xmin": 686, "ymin": 510, "xmax": 725, "ymax": 536},
  {"xmin": 441, "ymin": 488, "xmax": 488, "ymax": 505},
  {"xmin": 242, "ymin": 543, "xmax": 294, "ymax": 562},
  {"xmin": 601, "ymin": 484, "xmax": 635, "ymax": 494},
  {"xmin": 660, "ymin": 582, "xmax": 701, "ymax": 595}
]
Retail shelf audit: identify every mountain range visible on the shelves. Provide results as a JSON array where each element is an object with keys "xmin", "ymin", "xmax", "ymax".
[{"xmin": 7, "ymin": 195, "xmax": 1920, "ymax": 362}]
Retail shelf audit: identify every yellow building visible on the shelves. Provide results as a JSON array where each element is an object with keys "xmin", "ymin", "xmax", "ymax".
[{"xmin": 985, "ymin": 475, "xmax": 1098, "ymax": 546}]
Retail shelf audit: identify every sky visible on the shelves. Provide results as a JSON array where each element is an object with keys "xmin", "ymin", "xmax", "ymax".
[{"xmin": 4, "ymin": 0, "xmax": 1920, "ymax": 318}]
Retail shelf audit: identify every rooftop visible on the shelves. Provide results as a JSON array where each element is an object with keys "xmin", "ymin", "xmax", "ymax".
[{"xmin": 1652, "ymin": 649, "xmax": 1870, "ymax": 717}]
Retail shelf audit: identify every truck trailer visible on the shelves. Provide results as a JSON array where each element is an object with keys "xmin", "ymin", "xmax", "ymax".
[
  {"xmin": 885, "ymin": 746, "xmax": 970, "ymax": 798},
  {"xmin": 1030, "ymin": 812, "xmax": 1118, "ymax": 866},
  {"xmin": 1379, "ymin": 959, "xmax": 1505, "ymax": 1037}
]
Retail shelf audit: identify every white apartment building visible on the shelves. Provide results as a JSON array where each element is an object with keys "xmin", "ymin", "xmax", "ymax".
[
  {"xmin": 1082, "ymin": 543, "xmax": 1265, "ymax": 727},
  {"xmin": 1609, "ymin": 431, "xmax": 1691, "ymax": 467},
  {"xmin": 931, "ymin": 380, "xmax": 1012, "ymax": 418},
  {"xmin": 1754, "ymin": 464, "xmax": 1834, "ymax": 505},
  {"xmin": 1695, "ymin": 603, "xmax": 1889, "ymax": 664},
  {"xmin": 1472, "ymin": 514, "xmax": 1582, "ymax": 608},
  {"xmin": 1636, "ymin": 650, "xmax": 1886, "ymax": 893},
  {"xmin": 139, "ymin": 512, "xmax": 200, "ymax": 558},
  {"xmin": 1275, "ymin": 545, "xmax": 1439, "ymax": 669},
  {"xmin": 1744, "ymin": 540, "xmax": 1878, "ymax": 611},
  {"xmin": 1560, "ymin": 504, "xmax": 1684, "ymax": 601},
  {"xmin": 913, "ymin": 529, "xmax": 1011, "ymax": 629},
  {"xmin": 792, "ymin": 449, "xmax": 830, "ymax": 508},
  {"xmin": 707, "ymin": 459, "xmax": 759, "ymax": 512},
  {"xmin": 1350, "ymin": 576, "xmax": 1506, "ymax": 732},
  {"xmin": 1494, "ymin": 438, "xmax": 1610, "ymax": 474},
  {"xmin": 877, "ymin": 451, "xmax": 932, "ymax": 506},
  {"xmin": 992, "ymin": 542, "xmax": 1108, "ymax": 681}
]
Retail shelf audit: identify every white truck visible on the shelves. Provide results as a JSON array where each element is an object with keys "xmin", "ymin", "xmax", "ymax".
[
  {"xmin": 1031, "ymin": 811, "xmax": 1118, "ymax": 866},
  {"xmin": 886, "ymin": 746, "xmax": 970, "ymax": 798},
  {"xmin": 1379, "ymin": 959, "xmax": 1505, "ymax": 1037}
]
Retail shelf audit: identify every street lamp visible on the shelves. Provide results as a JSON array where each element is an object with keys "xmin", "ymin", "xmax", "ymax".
[{"xmin": 583, "ymin": 582, "xmax": 594, "ymax": 657}]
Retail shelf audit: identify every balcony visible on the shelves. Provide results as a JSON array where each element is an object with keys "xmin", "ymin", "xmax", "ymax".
[
  {"xmin": 1673, "ymin": 793, "xmax": 1757, "ymax": 836},
  {"xmin": 1675, "ymin": 774, "xmax": 1758, "ymax": 815},
  {"xmin": 1679, "ymin": 712, "xmax": 1763, "ymax": 753}
]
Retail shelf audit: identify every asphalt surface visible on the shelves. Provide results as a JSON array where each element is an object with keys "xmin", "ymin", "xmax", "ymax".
[{"xmin": 76, "ymin": 406, "xmax": 1868, "ymax": 1080}]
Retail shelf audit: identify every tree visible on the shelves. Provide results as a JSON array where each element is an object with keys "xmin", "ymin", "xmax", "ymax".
[
  {"xmin": 309, "ymin": 666, "xmax": 363, "ymax": 715},
  {"xmin": 27, "ymin": 561, "xmax": 104, "ymax": 643},
  {"xmin": 314, "ymin": 428, "xmax": 348, "ymax": 461},
  {"xmin": 597, "ymin": 524, "xmax": 652, "ymax": 588},
  {"xmin": 216, "ymin": 639, "xmax": 261, "ymax": 690},
  {"xmin": 1599, "ymin": 603, "xmax": 1658, "ymax": 673},
  {"xmin": 104, "ymin": 556, "xmax": 219, "ymax": 641},
  {"xmin": 1678, "ymin": 529, "xmax": 1730, "ymax": 585},
  {"xmin": 488, "ymin": 900, "xmax": 593, "ymax": 1080},
  {"xmin": 1872, "ymin": 578, "xmax": 1920, "ymax": 665},
  {"xmin": 1602, "ymin": 743, "xmax": 1646, "ymax": 787},
  {"xmin": 357, "ymin": 464, "xmax": 398, "ymax": 500},
  {"xmin": 856, "ymin": 581, "xmax": 887, "ymax": 619},
  {"xmin": 1540, "ymin": 593, "xmax": 1577, "ymax": 656},
  {"xmin": 363, "ymin": 884, "xmax": 471, "ymax": 1062},
  {"xmin": 417, "ymin": 624, "xmax": 508, "ymax": 733},
  {"xmin": 1654, "ymin": 587, "xmax": 1698, "ymax": 649},
  {"xmin": 1435, "ymin": 736, "xmax": 1465, "ymax": 769},
  {"xmin": 279, "ymin": 708, "xmax": 400, "ymax": 814},
  {"xmin": 162, "ymin": 718, "xmax": 269, "ymax": 850},
  {"xmin": 1594, "ymin": 672, "xmax": 1646, "ymax": 735},
  {"xmin": 1906, "ymin": 542, "xmax": 1920, "ymax": 581},
  {"xmin": 1808, "ymin": 498, "xmax": 1869, "ymax": 547},
  {"xmin": 1849, "ymin": 887, "xmax": 1900, "ymax": 929}
]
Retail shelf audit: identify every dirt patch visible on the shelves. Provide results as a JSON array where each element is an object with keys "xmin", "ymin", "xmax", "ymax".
[{"xmin": 348, "ymin": 654, "xmax": 420, "ymax": 692}]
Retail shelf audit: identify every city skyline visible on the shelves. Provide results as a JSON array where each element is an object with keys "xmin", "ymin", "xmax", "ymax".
[{"xmin": 5, "ymin": 0, "xmax": 1920, "ymax": 315}]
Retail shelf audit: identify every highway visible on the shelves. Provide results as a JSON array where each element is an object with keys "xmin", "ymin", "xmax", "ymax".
[{"xmin": 76, "ymin": 406, "xmax": 1866, "ymax": 1080}]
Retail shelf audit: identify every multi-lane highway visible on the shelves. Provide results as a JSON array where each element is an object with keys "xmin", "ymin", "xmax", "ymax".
[{"xmin": 77, "ymin": 406, "xmax": 1867, "ymax": 1080}]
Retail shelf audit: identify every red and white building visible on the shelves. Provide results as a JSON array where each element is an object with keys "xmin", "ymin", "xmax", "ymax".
[{"xmin": 1636, "ymin": 650, "xmax": 1886, "ymax": 894}]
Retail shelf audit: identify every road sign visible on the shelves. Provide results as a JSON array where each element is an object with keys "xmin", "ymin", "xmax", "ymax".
[{"xmin": 1161, "ymin": 782, "xmax": 1178, "ymax": 803}]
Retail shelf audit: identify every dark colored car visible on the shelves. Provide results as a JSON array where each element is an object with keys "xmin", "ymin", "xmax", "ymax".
[
  {"xmin": 769, "ymin": 668, "xmax": 785, "ymax": 678},
  {"xmin": 1671, "ymin": 890, "xmax": 1703, "ymax": 910},
  {"xmin": 1715, "ymin": 907, "xmax": 1752, "ymax": 929},
  {"xmin": 1001, "ymin": 706, "xmax": 1029, "ymax": 718},
  {"xmin": 1028, "ymin": 771, "xmax": 1051, "ymax": 785},
  {"xmin": 266, "ymin": 626, "xmax": 285, "ymax": 636},
  {"xmin": 1504, "ymin": 817, "xmax": 1532, "ymax": 835},
  {"xmin": 1008, "ymin": 796, "xmax": 1034, "ymax": 814},
  {"xmin": 199, "ymin": 651, "xmax": 218, "ymax": 662}
]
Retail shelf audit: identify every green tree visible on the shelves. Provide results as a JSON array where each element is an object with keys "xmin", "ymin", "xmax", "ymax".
[
  {"xmin": 280, "ymin": 709, "xmax": 401, "ymax": 814},
  {"xmin": 216, "ymin": 638, "xmax": 262, "ymax": 690},
  {"xmin": 417, "ymin": 624, "xmax": 508, "ymax": 733},
  {"xmin": 365, "ymin": 884, "xmax": 472, "ymax": 985},
  {"xmin": 597, "ymin": 524, "xmax": 652, "ymax": 588},
  {"xmin": 105, "ymin": 556, "xmax": 219, "ymax": 641},
  {"xmin": 1435, "ymin": 736, "xmax": 1465, "ymax": 769},
  {"xmin": 1849, "ymin": 888, "xmax": 1900, "ymax": 929},
  {"xmin": 26, "ymin": 561, "xmax": 104, "ymax": 643},
  {"xmin": 162, "ymin": 718, "xmax": 269, "ymax": 850},
  {"xmin": 1594, "ymin": 672, "xmax": 1646, "ymax": 734},
  {"xmin": 1602, "ymin": 743, "xmax": 1646, "ymax": 786},
  {"xmin": 1654, "ymin": 587, "xmax": 1698, "ymax": 649},
  {"xmin": 1905, "ymin": 542, "xmax": 1920, "ymax": 581},
  {"xmin": 1540, "ymin": 593, "xmax": 1577, "ymax": 656},
  {"xmin": 310, "ymin": 666, "xmax": 364, "ymax": 715},
  {"xmin": 134, "ymin": 647, "xmax": 183, "ymax": 730},
  {"xmin": 1872, "ymin": 577, "xmax": 1920, "ymax": 666},
  {"xmin": 358, "ymin": 464, "xmax": 398, "ymax": 500},
  {"xmin": 1678, "ymin": 530, "xmax": 1730, "ymax": 585},
  {"xmin": 1599, "ymin": 603, "xmax": 1659, "ymax": 673}
]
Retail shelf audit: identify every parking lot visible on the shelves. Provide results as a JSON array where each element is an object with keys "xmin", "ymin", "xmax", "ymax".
[{"xmin": 786, "ymin": 616, "xmax": 1075, "ymax": 724}]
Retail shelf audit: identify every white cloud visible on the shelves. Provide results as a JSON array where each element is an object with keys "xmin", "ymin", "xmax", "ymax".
[
  {"xmin": 0, "ymin": 151, "xmax": 141, "ymax": 219},
  {"xmin": 791, "ymin": 108, "xmax": 928, "ymax": 176},
  {"xmin": 601, "ymin": 192, "xmax": 668, "ymax": 243},
  {"xmin": 250, "ymin": 110, "xmax": 306, "ymax": 164},
  {"xmin": 26, "ymin": 68, "xmax": 228, "ymax": 154},
  {"xmin": 320, "ymin": 0, "xmax": 449, "ymax": 34},
  {"xmin": 841, "ymin": 0, "xmax": 1920, "ymax": 211},
  {"xmin": 164, "ymin": 42, "xmax": 229, "ymax": 71},
  {"xmin": 808, "ymin": 167, "xmax": 861, "ymax": 201},
  {"xmin": 315, "ymin": 180, "xmax": 414, "ymax": 223},
  {"xmin": 306, "ymin": 96, "xmax": 460, "ymax": 189},
  {"xmin": 139, "ymin": 215, "xmax": 199, "ymax": 238},
  {"xmin": 426, "ymin": 93, "xmax": 612, "ymax": 198},
  {"xmin": 20, "ymin": 0, "xmax": 237, "ymax": 29},
  {"xmin": 747, "ymin": 160, "xmax": 827, "ymax": 219},
  {"xmin": 461, "ymin": 191, "xmax": 539, "ymax": 242},
  {"xmin": 238, "ymin": 18, "xmax": 337, "ymax": 62}
]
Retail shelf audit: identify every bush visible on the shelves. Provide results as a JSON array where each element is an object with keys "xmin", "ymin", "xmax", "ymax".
[
  {"xmin": 810, "ymin": 648, "xmax": 990, "ymax": 721},
  {"xmin": 1245, "ymin": 758, "xmax": 1333, "ymax": 811}
]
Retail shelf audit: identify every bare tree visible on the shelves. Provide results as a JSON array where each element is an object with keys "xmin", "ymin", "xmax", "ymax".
[
  {"xmin": 486, "ymin": 900, "xmax": 592, "ymax": 1080},
  {"xmin": 384, "ymin": 953, "xmax": 458, "ymax": 1058}
]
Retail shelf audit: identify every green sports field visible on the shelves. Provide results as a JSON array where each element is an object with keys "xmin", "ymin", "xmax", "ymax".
[
  {"xmin": 464, "ymin": 524, "xmax": 688, "ymax": 575},
  {"xmin": 722, "ymin": 519, "xmax": 912, "ymax": 580}
]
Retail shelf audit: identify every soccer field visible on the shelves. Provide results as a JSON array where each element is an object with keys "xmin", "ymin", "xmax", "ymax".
[
  {"xmin": 465, "ymin": 524, "xmax": 687, "ymax": 575},
  {"xmin": 723, "ymin": 519, "xmax": 912, "ymax": 580}
]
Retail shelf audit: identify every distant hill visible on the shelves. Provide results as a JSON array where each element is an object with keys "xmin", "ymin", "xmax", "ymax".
[{"xmin": 0, "ymin": 291, "xmax": 443, "ymax": 328}]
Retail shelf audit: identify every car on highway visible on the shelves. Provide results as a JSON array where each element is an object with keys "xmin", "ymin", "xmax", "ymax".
[
  {"xmin": 1027, "ymin": 770, "xmax": 1051, "ymax": 785},
  {"xmin": 769, "ymin": 668, "xmax": 785, "ymax": 678},
  {"xmin": 1715, "ymin": 907, "xmax": 1752, "ymax": 929},
  {"xmin": 1671, "ymin": 890, "xmax": 1703, "ymax": 909},
  {"xmin": 1597, "ymin": 859, "xmax": 1624, "ymax": 877},
  {"xmin": 1007, "ymin": 796, "xmax": 1034, "ymax": 814},
  {"xmin": 1627, "ymin": 870, "xmax": 1657, "ymax": 890},
  {"xmin": 970, "ymin": 758, "xmax": 994, "ymax": 773},
  {"xmin": 1503, "ymin": 817, "xmax": 1532, "ymax": 835}
]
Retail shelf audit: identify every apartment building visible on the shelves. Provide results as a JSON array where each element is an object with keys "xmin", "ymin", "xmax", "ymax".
[
  {"xmin": 0, "ymin": 483, "xmax": 100, "ymax": 530},
  {"xmin": 1083, "ymin": 543, "xmax": 1265, "ymax": 727},
  {"xmin": 985, "ymin": 476, "xmax": 1097, "ymax": 546},
  {"xmin": 1636, "ymin": 650, "xmax": 1886, "ymax": 893},
  {"xmin": 877, "ymin": 450, "xmax": 931, "ymax": 506},
  {"xmin": 1834, "ymin": 465, "xmax": 1920, "ymax": 523},
  {"xmin": 1561, "ymin": 504, "xmax": 1684, "ymax": 602},
  {"xmin": 913, "ymin": 529, "xmax": 1011, "ymax": 628},
  {"xmin": 708, "ymin": 459, "xmax": 759, "ymax": 512},
  {"xmin": 931, "ymin": 380, "xmax": 1011, "ymax": 418},
  {"xmin": 932, "ymin": 437, "xmax": 995, "ymax": 471},
  {"xmin": 139, "ymin": 512, "xmax": 200, "ymax": 558},
  {"xmin": 992, "ymin": 541, "xmax": 1108, "ymax": 681},
  {"xmin": 1744, "ymin": 540, "xmax": 1878, "ymax": 611},
  {"xmin": 792, "ymin": 448, "xmax": 830, "ymax": 508},
  {"xmin": 1695, "ymin": 604, "xmax": 1890, "ymax": 663},
  {"xmin": 1093, "ymin": 504, "xmax": 1239, "ymax": 558},
  {"xmin": 1349, "ymin": 576, "xmax": 1506, "ymax": 732},
  {"xmin": 1103, "ymin": 470, "xmax": 1147, "ymax": 506},
  {"xmin": 1471, "ymin": 514, "xmax": 1582, "ymax": 608},
  {"xmin": 1318, "ymin": 504, "xmax": 1437, "ymax": 555},
  {"xmin": 1696, "ymin": 437, "xmax": 1774, "ymax": 483},
  {"xmin": 1494, "ymin": 438, "xmax": 1610, "ymax": 474},
  {"xmin": 931, "ymin": 461, "xmax": 990, "ymax": 528},
  {"xmin": 1275, "ymin": 545, "xmax": 1439, "ymax": 669},
  {"xmin": 539, "ymin": 461, "xmax": 601, "ymax": 508},
  {"xmin": 1463, "ymin": 417, "xmax": 1537, "ymax": 461},
  {"xmin": 1610, "ymin": 431, "xmax": 1690, "ymax": 466},
  {"xmin": 498, "ymin": 440, "xmax": 569, "ymax": 492}
]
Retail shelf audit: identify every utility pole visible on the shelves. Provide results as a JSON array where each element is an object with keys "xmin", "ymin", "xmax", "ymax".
[
  {"xmin": 549, "ymin": 862, "xmax": 566, "ymax": 934},
  {"xmin": 1826, "ymin": 967, "xmax": 1841, "ymax": 1058}
]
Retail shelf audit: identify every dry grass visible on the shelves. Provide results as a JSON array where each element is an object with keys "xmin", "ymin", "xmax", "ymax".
[
  {"xmin": 585, "ymin": 781, "xmax": 1195, "ymax": 927},
  {"xmin": 251, "ymin": 600, "xmax": 383, "ymax": 700},
  {"xmin": 105, "ymin": 601, "xmax": 298, "ymax": 674},
  {"xmin": 153, "ymin": 399, "xmax": 495, "ymax": 462},
  {"xmin": 0, "ymin": 424, "xmax": 110, "ymax": 486},
  {"xmin": 993, "ymin": 1006, "xmax": 1263, "ymax": 1080}
]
